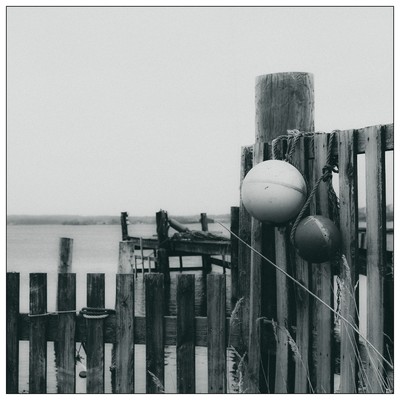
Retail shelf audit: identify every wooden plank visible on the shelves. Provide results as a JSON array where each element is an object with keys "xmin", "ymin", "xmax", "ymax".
[
  {"xmin": 58, "ymin": 238, "xmax": 73, "ymax": 273},
  {"xmin": 56, "ymin": 273, "xmax": 76, "ymax": 393},
  {"xmin": 338, "ymin": 129, "xmax": 359, "ymax": 393},
  {"xmin": 200, "ymin": 212, "xmax": 212, "ymax": 273},
  {"xmin": 29, "ymin": 273, "xmax": 47, "ymax": 394},
  {"xmin": 305, "ymin": 123, "xmax": 393, "ymax": 158},
  {"xmin": 170, "ymin": 239, "xmax": 231, "ymax": 255},
  {"xmin": 6, "ymin": 272, "xmax": 19, "ymax": 393},
  {"xmin": 121, "ymin": 212, "xmax": 129, "ymax": 240},
  {"xmin": 176, "ymin": 274, "xmax": 196, "ymax": 393},
  {"xmin": 230, "ymin": 206, "xmax": 239, "ymax": 306},
  {"xmin": 207, "ymin": 274, "xmax": 226, "ymax": 393},
  {"xmin": 115, "ymin": 274, "xmax": 135, "ymax": 393},
  {"xmin": 86, "ymin": 273, "xmax": 105, "ymax": 394},
  {"xmin": 309, "ymin": 133, "xmax": 333, "ymax": 393},
  {"xmin": 118, "ymin": 241, "xmax": 135, "ymax": 273},
  {"xmin": 291, "ymin": 137, "xmax": 311, "ymax": 393},
  {"xmin": 364, "ymin": 125, "xmax": 387, "ymax": 393},
  {"xmin": 237, "ymin": 145, "xmax": 253, "ymax": 356},
  {"xmin": 210, "ymin": 257, "xmax": 231, "ymax": 268},
  {"xmin": 145, "ymin": 273, "xmax": 165, "ymax": 393}
]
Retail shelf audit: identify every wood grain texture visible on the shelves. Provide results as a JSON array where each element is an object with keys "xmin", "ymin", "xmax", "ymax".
[
  {"xmin": 6, "ymin": 272, "xmax": 19, "ymax": 393},
  {"xmin": 58, "ymin": 238, "xmax": 73, "ymax": 273},
  {"xmin": 176, "ymin": 274, "xmax": 195, "ymax": 393},
  {"xmin": 29, "ymin": 273, "xmax": 47, "ymax": 394},
  {"xmin": 115, "ymin": 274, "xmax": 135, "ymax": 393},
  {"xmin": 56, "ymin": 273, "xmax": 76, "ymax": 393},
  {"xmin": 118, "ymin": 241, "xmax": 135, "ymax": 273},
  {"xmin": 145, "ymin": 273, "xmax": 165, "ymax": 393},
  {"xmin": 230, "ymin": 206, "xmax": 240, "ymax": 308},
  {"xmin": 86, "ymin": 273, "xmax": 105, "ymax": 394},
  {"xmin": 364, "ymin": 126, "xmax": 387, "ymax": 393},
  {"xmin": 207, "ymin": 274, "xmax": 226, "ymax": 393},
  {"xmin": 309, "ymin": 133, "xmax": 334, "ymax": 393},
  {"xmin": 338, "ymin": 129, "xmax": 359, "ymax": 393}
]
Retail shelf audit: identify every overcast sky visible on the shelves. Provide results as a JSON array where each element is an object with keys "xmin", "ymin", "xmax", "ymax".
[{"xmin": 6, "ymin": 6, "xmax": 393, "ymax": 216}]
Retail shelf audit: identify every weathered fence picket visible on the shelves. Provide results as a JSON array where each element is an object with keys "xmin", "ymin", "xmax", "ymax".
[
  {"xmin": 364, "ymin": 125, "xmax": 387, "ymax": 393},
  {"xmin": 145, "ymin": 273, "xmax": 165, "ymax": 393},
  {"xmin": 56, "ymin": 273, "xmax": 76, "ymax": 393},
  {"xmin": 6, "ymin": 272, "xmax": 19, "ymax": 394},
  {"xmin": 207, "ymin": 274, "xmax": 226, "ymax": 393},
  {"xmin": 115, "ymin": 274, "xmax": 135, "ymax": 393},
  {"xmin": 29, "ymin": 273, "xmax": 47, "ymax": 394},
  {"xmin": 338, "ymin": 129, "xmax": 359, "ymax": 393},
  {"xmin": 86, "ymin": 273, "xmax": 105, "ymax": 393},
  {"xmin": 176, "ymin": 274, "xmax": 196, "ymax": 393}
]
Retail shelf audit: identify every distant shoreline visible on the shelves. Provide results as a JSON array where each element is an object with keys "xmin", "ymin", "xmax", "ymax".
[{"xmin": 6, "ymin": 214, "xmax": 231, "ymax": 226}]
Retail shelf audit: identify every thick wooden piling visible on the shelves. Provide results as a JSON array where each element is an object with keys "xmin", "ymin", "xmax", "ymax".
[
  {"xmin": 200, "ymin": 212, "xmax": 212, "ymax": 273},
  {"xmin": 230, "ymin": 206, "xmax": 239, "ymax": 307},
  {"xmin": 145, "ymin": 273, "xmax": 165, "ymax": 393},
  {"xmin": 207, "ymin": 274, "xmax": 226, "ymax": 393},
  {"xmin": 157, "ymin": 248, "xmax": 170, "ymax": 285},
  {"xmin": 118, "ymin": 241, "xmax": 135, "ymax": 274},
  {"xmin": 309, "ymin": 133, "xmax": 334, "ymax": 393},
  {"xmin": 56, "ymin": 273, "xmax": 76, "ymax": 393},
  {"xmin": 58, "ymin": 238, "xmax": 73, "ymax": 273},
  {"xmin": 364, "ymin": 125, "xmax": 387, "ymax": 393},
  {"xmin": 6, "ymin": 272, "xmax": 20, "ymax": 394},
  {"xmin": 121, "ymin": 212, "xmax": 129, "ymax": 240},
  {"xmin": 338, "ymin": 129, "xmax": 359, "ymax": 393},
  {"xmin": 176, "ymin": 274, "xmax": 196, "ymax": 393},
  {"xmin": 115, "ymin": 274, "xmax": 135, "ymax": 393},
  {"xmin": 86, "ymin": 273, "xmax": 105, "ymax": 394},
  {"xmin": 29, "ymin": 273, "xmax": 47, "ymax": 394}
]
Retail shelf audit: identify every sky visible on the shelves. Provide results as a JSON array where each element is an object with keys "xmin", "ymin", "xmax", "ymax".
[{"xmin": 6, "ymin": 5, "xmax": 394, "ymax": 216}]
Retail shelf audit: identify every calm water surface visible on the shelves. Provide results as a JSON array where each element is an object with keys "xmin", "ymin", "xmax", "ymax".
[{"xmin": 7, "ymin": 223, "xmax": 238, "ymax": 393}]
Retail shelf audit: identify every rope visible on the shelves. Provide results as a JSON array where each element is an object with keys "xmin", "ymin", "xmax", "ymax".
[
  {"xmin": 80, "ymin": 307, "xmax": 115, "ymax": 319},
  {"xmin": 28, "ymin": 310, "xmax": 77, "ymax": 317},
  {"xmin": 215, "ymin": 220, "xmax": 393, "ymax": 369},
  {"xmin": 289, "ymin": 131, "xmax": 339, "ymax": 246}
]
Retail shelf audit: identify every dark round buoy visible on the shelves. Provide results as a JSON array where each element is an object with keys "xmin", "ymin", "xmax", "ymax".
[
  {"xmin": 294, "ymin": 215, "xmax": 341, "ymax": 263},
  {"xmin": 79, "ymin": 370, "xmax": 87, "ymax": 379}
]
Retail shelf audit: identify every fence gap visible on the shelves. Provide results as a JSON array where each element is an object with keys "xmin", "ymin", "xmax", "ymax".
[{"xmin": 176, "ymin": 274, "xmax": 196, "ymax": 393}]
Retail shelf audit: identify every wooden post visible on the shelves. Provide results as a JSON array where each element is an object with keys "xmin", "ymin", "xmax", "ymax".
[
  {"xmin": 118, "ymin": 241, "xmax": 135, "ymax": 274},
  {"xmin": 176, "ymin": 274, "xmax": 196, "ymax": 393},
  {"xmin": 145, "ymin": 273, "xmax": 165, "ymax": 393},
  {"xmin": 338, "ymin": 129, "xmax": 359, "ymax": 393},
  {"xmin": 156, "ymin": 210, "xmax": 170, "ymax": 282},
  {"xmin": 157, "ymin": 248, "xmax": 170, "ymax": 286},
  {"xmin": 115, "ymin": 274, "xmax": 135, "ymax": 393},
  {"xmin": 237, "ymin": 145, "xmax": 253, "ymax": 355},
  {"xmin": 179, "ymin": 256, "xmax": 184, "ymax": 272},
  {"xmin": 29, "ymin": 273, "xmax": 47, "ymax": 394},
  {"xmin": 86, "ymin": 273, "xmax": 105, "ymax": 394},
  {"xmin": 247, "ymin": 72, "xmax": 314, "ymax": 393},
  {"xmin": 56, "ymin": 273, "xmax": 76, "ymax": 393},
  {"xmin": 58, "ymin": 238, "xmax": 73, "ymax": 273},
  {"xmin": 6, "ymin": 272, "xmax": 19, "ymax": 394},
  {"xmin": 364, "ymin": 125, "xmax": 386, "ymax": 393},
  {"xmin": 230, "ymin": 206, "xmax": 239, "ymax": 308},
  {"xmin": 121, "ymin": 212, "xmax": 129, "ymax": 240},
  {"xmin": 207, "ymin": 274, "xmax": 226, "ymax": 393},
  {"xmin": 140, "ymin": 237, "xmax": 145, "ymax": 280},
  {"xmin": 200, "ymin": 213, "xmax": 212, "ymax": 273},
  {"xmin": 309, "ymin": 133, "xmax": 334, "ymax": 393}
]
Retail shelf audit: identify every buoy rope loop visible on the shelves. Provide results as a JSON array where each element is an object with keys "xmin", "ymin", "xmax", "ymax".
[{"xmin": 79, "ymin": 307, "xmax": 115, "ymax": 319}]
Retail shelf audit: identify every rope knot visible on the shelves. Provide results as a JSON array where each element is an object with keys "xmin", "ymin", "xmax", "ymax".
[{"xmin": 322, "ymin": 164, "xmax": 338, "ymax": 181}]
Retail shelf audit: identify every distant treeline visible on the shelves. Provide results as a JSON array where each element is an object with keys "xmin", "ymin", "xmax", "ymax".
[{"xmin": 7, "ymin": 213, "xmax": 231, "ymax": 226}]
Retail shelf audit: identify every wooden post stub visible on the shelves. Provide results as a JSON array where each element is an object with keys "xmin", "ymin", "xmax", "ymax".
[
  {"xmin": 118, "ymin": 241, "xmax": 135, "ymax": 274},
  {"xmin": 200, "ymin": 213, "xmax": 212, "ymax": 273},
  {"xmin": 121, "ymin": 212, "xmax": 129, "ymax": 240},
  {"xmin": 58, "ymin": 237, "xmax": 73, "ymax": 273}
]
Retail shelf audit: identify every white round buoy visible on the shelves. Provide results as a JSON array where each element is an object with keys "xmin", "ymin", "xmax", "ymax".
[{"xmin": 241, "ymin": 160, "xmax": 307, "ymax": 224}]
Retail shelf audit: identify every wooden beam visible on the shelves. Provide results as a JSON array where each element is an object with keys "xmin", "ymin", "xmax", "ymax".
[{"xmin": 170, "ymin": 240, "xmax": 231, "ymax": 255}]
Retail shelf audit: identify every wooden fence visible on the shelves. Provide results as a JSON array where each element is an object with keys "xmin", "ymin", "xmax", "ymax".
[
  {"xmin": 236, "ymin": 71, "xmax": 393, "ymax": 394},
  {"xmin": 6, "ymin": 271, "xmax": 242, "ymax": 394}
]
